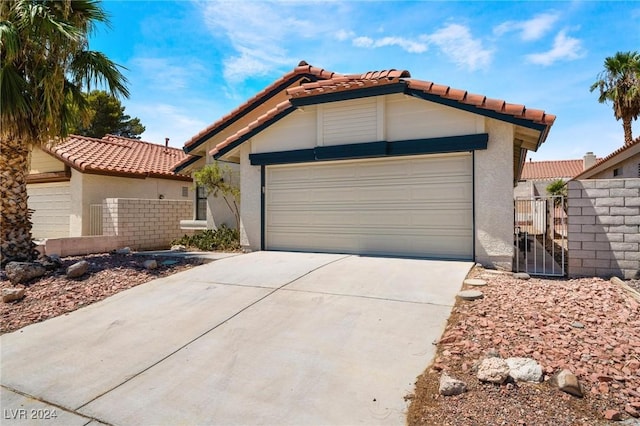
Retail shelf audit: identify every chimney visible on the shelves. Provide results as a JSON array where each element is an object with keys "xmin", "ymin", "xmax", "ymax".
[
  {"xmin": 583, "ymin": 152, "xmax": 596, "ymax": 170},
  {"xmin": 165, "ymin": 137, "xmax": 169, "ymax": 148}
]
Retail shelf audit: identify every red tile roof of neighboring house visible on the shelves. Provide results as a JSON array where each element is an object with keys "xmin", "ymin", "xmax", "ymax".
[
  {"xmin": 206, "ymin": 64, "xmax": 556, "ymax": 158},
  {"xmin": 574, "ymin": 137, "xmax": 640, "ymax": 179},
  {"xmin": 520, "ymin": 159, "xmax": 585, "ymax": 180},
  {"xmin": 44, "ymin": 134, "xmax": 192, "ymax": 181}
]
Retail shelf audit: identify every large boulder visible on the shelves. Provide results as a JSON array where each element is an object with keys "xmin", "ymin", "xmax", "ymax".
[
  {"xmin": 67, "ymin": 260, "xmax": 89, "ymax": 278},
  {"xmin": 5, "ymin": 262, "xmax": 46, "ymax": 284}
]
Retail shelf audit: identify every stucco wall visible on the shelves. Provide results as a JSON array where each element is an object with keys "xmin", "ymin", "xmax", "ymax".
[
  {"xmin": 475, "ymin": 118, "xmax": 515, "ymax": 270},
  {"xmin": 587, "ymin": 153, "xmax": 639, "ymax": 179},
  {"xmin": 103, "ymin": 198, "xmax": 194, "ymax": 250},
  {"xmin": 567, "ymin": 178, "xmax": 640, "ymax": 279},
  {"xmin": 30, "ymin": 147, "xmax": 65, "ymax": 173},
  {"xmin": 241, "ymin": 95, "xmax": 517, "ymax": 268}
]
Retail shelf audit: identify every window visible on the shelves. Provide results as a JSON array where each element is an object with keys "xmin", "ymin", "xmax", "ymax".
[
  {"xmin": 613, "ymin": 167, "xmax": 621, "ymax": 177},
  {"xmin": 196, "ymin": 186, "xmax": 207, "ymax": 220},
  {"xmin": 182, "ymin": 186, "xmax": 188, "ymax": 197}
]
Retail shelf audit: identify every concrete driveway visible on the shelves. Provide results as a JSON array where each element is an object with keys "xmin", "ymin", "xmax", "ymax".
[{"xmin": 1, "ymin": 251, "xmax": 472, "ymax": 425}]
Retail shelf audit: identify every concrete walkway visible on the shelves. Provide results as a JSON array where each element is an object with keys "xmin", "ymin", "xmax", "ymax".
[{"xmin": 1, "ymin": 251, "xmax": 472, "ymax": 425}]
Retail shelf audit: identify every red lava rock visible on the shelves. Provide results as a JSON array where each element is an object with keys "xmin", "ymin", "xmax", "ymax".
[
  {"xmin": 626, "ymin": 405, "xmax": 640, "ymax": 418},
  {"xmin": 604, "ymin": 409, "xmax": 622, "ymax": 421}
]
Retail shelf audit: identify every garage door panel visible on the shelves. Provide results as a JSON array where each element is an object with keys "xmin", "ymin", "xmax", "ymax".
[{"xmin": 266, "ymin": 153, "xmax": 473, "ymax": 260}]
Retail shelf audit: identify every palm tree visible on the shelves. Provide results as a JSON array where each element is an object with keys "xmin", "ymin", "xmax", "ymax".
[
  {"xmin": 590, "ymin": 51, "xmax": 640, "ymax": 146},
  {"xmin": 0, "ymin": 0, "xmax": 129, "ymax": 265}
]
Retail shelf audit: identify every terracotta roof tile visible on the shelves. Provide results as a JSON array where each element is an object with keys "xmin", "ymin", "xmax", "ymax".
[
  {"xmin": 44, "ymin": 135, "xmax": 191, "ymax": 181},
  {"xmin": 521, "ymin": 159, "xmax": 585, "ymax": 180},
  {"xmin": 193, "ymin": 62, "xmax": 556, "ymax": 160}
]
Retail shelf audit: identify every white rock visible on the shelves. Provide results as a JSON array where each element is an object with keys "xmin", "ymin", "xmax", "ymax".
[
  {"xmin": 556, "ymin": 369, "xmax": 583, "ymax": 397},
  {"xmin": 171, "ymin": 245, "xmax": 186, "ymax": 252},
  {"xmin": 114, "ymin": 247, "xmax": 131, "ymax": 255},
  {"xmin": 514, "ymin": 272, "xmax": 531, "ymax": 280},
  {"xmin": 477, "ymin": 357, "xmax": 510, "ymax": 384},
  {"xmin": 506, "ymin": 357, "xmax": 543, "ymax": 382},
  {"xmin": 439, "ymin": 373, "xmax": 467, "ymax": 396},
  {"xmin": 2, "ymin": 288, "xmax": 26, "ymax": 303}
]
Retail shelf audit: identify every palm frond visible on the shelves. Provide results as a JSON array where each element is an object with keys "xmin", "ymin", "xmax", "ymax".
[{"xmin": 71, "ymin": 50, "xmax": 130, "ymax": 98}]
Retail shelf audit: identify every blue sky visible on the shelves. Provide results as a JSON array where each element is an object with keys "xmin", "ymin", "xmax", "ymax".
[{"xmin": 89, "ymin": 1, "xmax": 640, "ymax": 161}]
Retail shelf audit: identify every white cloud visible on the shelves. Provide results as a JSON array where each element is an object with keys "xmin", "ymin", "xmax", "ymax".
[
  {"xmin": 526, "ymin": 30, "xmax": 585, "ymax": 66},
  {"xmin": 130, "ymin": 57, "xmax": 206, "ymax": 91},
  {"xmin": 134, "ymin": 103, "xmax": 209, "ymax": 146},
  {"xmin": 198, "ymin": 1, "xmax": 320, "ymax": 82},
  {"xmin": 424, "ymin": 24, "xmax": 493, "ymax": 70},
  {"xmin": 352, "ymin": 36, "xmax": 428, "ymax": 53},
  {"xmin": 494, "ymin": 12, "xmax": 559, "ymax": 41},
  {"xmin": 335, "ymin": 29, "xmax": 355, "ymax": 41}
]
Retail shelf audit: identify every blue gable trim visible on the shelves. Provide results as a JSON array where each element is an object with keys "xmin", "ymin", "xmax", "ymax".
[
  {"xmin": 213, "ymin": 106, "xmax": 298, "ymax": 160},
  {"xmin": 185, "ymin": 73, "xmax": 318, "ymax": 154},
  {"xmin": 289, "ymin": 83, "xmax": 406, "ymax": 107},
  {"xmin": 249, "ymin": 134, "xmax": 488, "ymax": 166},
  {"xmin": 172, "ymin": 155, "xmax": 203, "ymax": 173}
]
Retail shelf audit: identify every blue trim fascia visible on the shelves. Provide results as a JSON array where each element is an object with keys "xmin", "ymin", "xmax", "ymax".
[
  {"xmin": 260, "ymin": 165, "xmax": 265, "ymax": 251},
  {"xmin": 315, "ymin": 141, "xmax": 387, "ymax": 160},
  {"xmin": 405, "ymin": 89, "xmax": 547, "ymax": 133},
  {"xmin": 388, "ymin": 134, "xmax": 488, "ymax": 156},
  {"xmin": 290, "ymin": 83, "xmax": 406, "ymax": 107},
  {"xmin": 214, "ymin": 106, "xmax": 298, "ymax": 160},
  {"xmin": 172, "ymin": 155, "xmax": 203, "ymax": 173},
  {"xmin": 248, "ymin": 134, "xmax": 488, "ymax": 166},
  {"xmin": 250, "ymin": 148, "xmax": 315, "ymax": 166},
  {"xmin": 185, "ymin": 73, "xmax": 318, "ymax": 154}
]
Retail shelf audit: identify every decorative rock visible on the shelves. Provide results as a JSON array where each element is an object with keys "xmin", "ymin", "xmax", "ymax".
[
  {"xmin": 171, "ymin": 245, "xmax": 186, "ymax": 252},
  {"xmin": 457, "ymin": 290, "xmax": 484, "ymax": 301},
  {"xmin": 506, "ymin": 357, "xmax": 543, "ymax": 382},
  {"xmin": 5, "ymin": 262, "xmax": 46, "ymax": 284},
  {"xmin": 463, "ymin": 278, "xmax": 487, "ymax": 287},
  {"xmin": 439, "ymin": 373, "xmax": 467, "ymax": 396},
  {"xmin": 571, "ymin": 321, "xmax": 585, "ymax": 329},
  {"xmin": 2, "ymin": 288, "xmax": 26, "ymax": 303},
  {"xmin": 513, "ymin": 272, "xmax": 531, "ymax": 280},
  {"xmin": 67, "ymin": 260, "xmax": 89, "ymax": 278},
  {"xmin": 485, "ymin": 348, "xmax": 500, "ymax": 358},
  {"xmin": 114, "ymin": 247, "xmax": 131, "ymax": 255},
  {"xmin": 143, "ymin": 259, "xmax": 158, "ymax": 270},
  {"xmin": 556, "ymin": 369, "xmax": 583, "ymax": 397},
  {"xmin": 625, "ymin": 405, "xmax": 639, "ymax": 418},
  {"xmin": 604, "ymin": 409, "xmax": 622, "ymax": 421},
  {"xmin": 477, "ymin": 357, "xmax": 510, "ymax": 384},
  {"xmin": 39, "ymin": 255, "xmax": 62, "ymax": 271}
]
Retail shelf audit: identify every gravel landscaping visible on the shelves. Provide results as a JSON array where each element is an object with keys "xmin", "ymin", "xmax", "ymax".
[
  {"xmin": 407, "ymin": 267, "xmax": 640, "ymax": 425},
  {"xmin": 0, "ymin": 253, "xmax": 205, "ymax": 334}
]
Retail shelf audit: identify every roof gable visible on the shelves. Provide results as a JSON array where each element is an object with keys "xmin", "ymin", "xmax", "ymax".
[
  {"xmin": 574, "ymin": 138, "xmax": 640, "ymax": 179},
  {"xmin": 44, "ymin": 135, "xmax": 191, "ymax": 181},
  {"xmin": 206, "ymin": 66, "xmax": 555, "ymax": 160}
]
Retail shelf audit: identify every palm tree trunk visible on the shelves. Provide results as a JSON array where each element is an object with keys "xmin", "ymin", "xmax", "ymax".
[
  {"xmin": 623, "ymin": 118, "xmax": 634, "ymax": 146},
  {"xmin": 0, "ymin": 138, "xmax": 36, "ymax": 266}
]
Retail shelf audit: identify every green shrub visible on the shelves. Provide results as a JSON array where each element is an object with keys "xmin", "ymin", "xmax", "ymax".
[{"xmin": 171, "ymin": 225, "xmax": 240, "ymax": 251}]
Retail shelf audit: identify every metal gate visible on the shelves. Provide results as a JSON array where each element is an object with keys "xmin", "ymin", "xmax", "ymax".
[{"xmin": 514, "ymin": 196, "xmax": 566, "ymax": 276}]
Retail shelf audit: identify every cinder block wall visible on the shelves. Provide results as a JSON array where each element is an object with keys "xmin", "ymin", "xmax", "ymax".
[
  {"xmin": 103, "ymin": 198, "xmax": 194, "ymax": 250},
  {"xmin": 567, "ymin": 179, "xmax": 640, "ymax": 279}
]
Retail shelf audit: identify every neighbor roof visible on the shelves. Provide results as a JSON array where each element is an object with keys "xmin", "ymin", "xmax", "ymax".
[
  {"xmin": 44, "ymin": 134, "xmax": 192, "ymax": 181},
  {"xmin": 574, "ymin": 138, "xmax": 640, "ymax": 179},
  {"xmin": 520, "ymin": 159, "xmax": 584, "ymax": 180},
  {"xmin": 207, "ymin": 64, "xmax": 556, "ymax": 159}
]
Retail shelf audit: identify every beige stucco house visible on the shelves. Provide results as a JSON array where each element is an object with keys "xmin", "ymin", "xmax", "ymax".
[
  {"xmin": 28, "ymin": 134, "xmax": 192, "ymax": 239},
  {"xmin": 174, "ymin": 61, "xmax": 555, "ymax": 270},
  {"xmin": 574, "ymin": 138, "xmax": 640, "ymax": 180}
]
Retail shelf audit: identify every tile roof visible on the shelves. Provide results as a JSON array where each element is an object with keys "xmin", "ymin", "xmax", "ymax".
[
  {"xmin": 574, "ymin": 137, "xmax": 640, "ymax": 179},
  {"xmin": 182, "ymin": 61, "xmax": 341, "ymax": 151},
  {"xmin": 206, "ymin": 63, "xmax": 556, "ymax": 158},
  {"xmin": 45, "ymin": 134, "xmax": 191, "ymax": 181},
  {"xmin": 520, "ymin": 159, "xmax": 585, "ymax": 180}
]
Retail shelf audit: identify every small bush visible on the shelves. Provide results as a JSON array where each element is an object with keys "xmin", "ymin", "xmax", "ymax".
[{"xmin": 171, "ymin": 225, "xmax": 240, "ymax": 251}]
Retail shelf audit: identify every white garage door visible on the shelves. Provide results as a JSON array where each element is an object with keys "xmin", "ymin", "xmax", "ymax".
[
  {"xmin": 27, "ymin": 182, "xmax": 71, "ymax": 239},
  {"xmin": 265, "ymin": 153, "xmax": 473, "ymax": 259}
]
